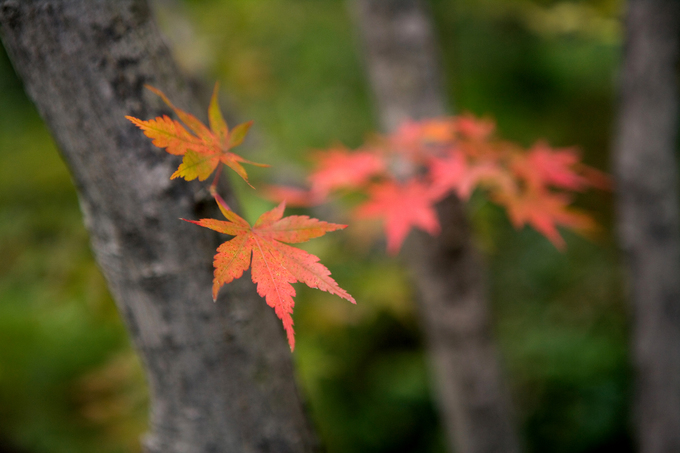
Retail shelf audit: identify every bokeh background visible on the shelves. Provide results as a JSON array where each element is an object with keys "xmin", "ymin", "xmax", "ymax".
[{"xmin": 0, "ymin": 0, "xmax": 627, "ymax": 452}]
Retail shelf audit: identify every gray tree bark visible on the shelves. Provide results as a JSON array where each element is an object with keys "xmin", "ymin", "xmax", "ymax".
[
  {"xmin": 0, "ymin": 1, "xmax": 317, "ymax": 452},
  {"xmin": 613, "ymin": 1, "xmax": 680, "ymax": 452},
  {"xmin": 351, "ymin": 1, "xmax": 521, "ymax": 453}
]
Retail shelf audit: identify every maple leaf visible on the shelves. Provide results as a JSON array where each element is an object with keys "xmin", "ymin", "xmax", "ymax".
[
  {"xmin": 577, "ymin": 164, "xmax": 612, "ymax": 191},
  {"xmin": 261, "ymin": 185, "xmax": 327, "ymax": 207},
  {"xmin": 308, "ymin": 147, "xmax": 386, "ymax": 196},
  {"xmin": 495, "ymin": 188, "xmax": 596, "ymax": 249},
  {"xmin": 390, "ymin": 118, "xmax": 456, "ymax": 151},
  {"xmin": 184, "ymin": 202, "xmax": 355, "ymax": 350},
  {"xmin": 429, "ymin": 150, "xmax": 514, "ymax": 200},
  {"xmin": 512, "ymin": 141, "xmax": 589, "ymax": 191},
  {"xmin": 355, "ymin": 180, "xmax": 441, "ymax": 254},
  {"xmin": 126, "ymin": 83, "xmax": 267, "ymax": 185},
  {"xmin": 428, "ymin": 151, "xmax": 467, "ymax": 198},
  {"xmin": 456, "ymin": 113, "xmax": 496, "ymax": 140},
  {"xmin": 264, "ymin": 147, "xmax": 386, "ymax": 207}
]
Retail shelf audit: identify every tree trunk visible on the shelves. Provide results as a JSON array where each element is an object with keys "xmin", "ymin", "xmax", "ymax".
[
  {"xmin": 0, "ymin": 1, "xmax": 317, "ymax": 452},
  {"xmin": 613, "ymin": 1, "xmax": 680, "ymax": 452},
  {"xmin": 350, "ymin": 1, "xmax": 521, "ymax": 453}
]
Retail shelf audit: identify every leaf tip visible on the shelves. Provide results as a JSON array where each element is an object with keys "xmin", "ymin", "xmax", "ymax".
[{"xmin": 144, "ymin": 83, "xmax": 160, "ymax": 93}]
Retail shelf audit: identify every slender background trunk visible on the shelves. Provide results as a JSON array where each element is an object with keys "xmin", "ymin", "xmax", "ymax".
[
  {"xmin": 613, "ymin": 1, "xmax": 680, "ymax": 452},
  {"xmin": 0, "ymin": 1, "xmax": 317, "ymax": 452},
  {"xmin": 351, "ymin": 1, "xmax": 521, "ymax": 453}
]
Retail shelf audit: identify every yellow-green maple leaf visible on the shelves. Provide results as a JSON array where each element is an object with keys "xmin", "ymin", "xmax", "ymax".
[{"xmin": 126, "ymin": 83, "xmax": 267, "ymax": 185}]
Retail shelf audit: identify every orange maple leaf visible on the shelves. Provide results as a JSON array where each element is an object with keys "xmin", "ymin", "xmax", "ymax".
[
  {"xmin": 355, "ymin": 180, "xmax": 441, "ymax": 254},
  {"xmin": 184, "ymin": 202, "xmax": 355, "ymax": 350},
  {"xmin": 126, "ymin": 83, "xmax": 267, "ymax": 185}
]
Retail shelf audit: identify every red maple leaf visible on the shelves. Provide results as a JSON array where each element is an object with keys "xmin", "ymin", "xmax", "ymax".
[
  {"xmin": 456, "ymin": 113, "xmax": 496, "ymax": 140},
  {"xmin": 512, "ymin": 141, "xmax": 589, "ymax": 191},
  {"xmin": 263, "ymin": 147, "xmax": 386, "ymax": 207},
  {"xmin": 390, "ymin": 118, "xmax": 457, "ymax": 153},
  {"xmin": 355, "ymin": 180, "xmax": 441, "ymax": 254},
  {"xmin": 261, "ymin": 185, "xmax": 327, "ymax": 207},
  {"xmin": 308, "ymin": 147, "xmax": 386, "ymax": 196},
  {"xmin": 429, "ymin": 150, "xmax": 514, "ymax": 200},
  {"xmin": 126, "ymin": 83, "xmax": 267, "ymax": 185},
  {"xmin": 184, "ymin": 202, "xmax": 355, "ymax": 350},
  {"xmin": 428, "ymin": 150, "xmax": 467, "ymax": 198},
  {"xmin": 496, "ymin": 188, "xmax": 596, "ymax": 249}
]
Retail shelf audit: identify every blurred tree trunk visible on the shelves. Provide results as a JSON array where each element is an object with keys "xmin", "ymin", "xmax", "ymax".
[
  {"xmin": 350, "ymin": 1, "xmax": 521, "ymax": 453},
  {"xmin": 0, "ymin": 1, "xmax": 318, "ymax": 452},
  {"xmin": 613, "ymin": 1, "xmax": 680, "ymax": 452}
]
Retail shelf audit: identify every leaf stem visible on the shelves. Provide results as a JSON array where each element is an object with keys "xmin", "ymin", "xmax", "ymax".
[
  {"xmin": 208, "ymin": 164, "xmax": 232, "ymax": 211},
  {"xmin": 213, "ymin": 192, "xmax": 232, "ymax": 212},
  {"xmin": 209, "ymin": 164, "xmax": 223, "ymax": 194}
]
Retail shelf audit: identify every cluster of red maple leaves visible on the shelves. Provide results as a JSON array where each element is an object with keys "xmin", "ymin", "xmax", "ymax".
[{"xmin": 267, "ymin": 114, "xmax": 610, "ymax": 253}]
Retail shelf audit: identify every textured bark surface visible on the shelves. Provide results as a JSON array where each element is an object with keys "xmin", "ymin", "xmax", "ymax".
[
  {"xmin": 613, "ymin": 1, "xmax": 680, "ymax": 452},
  {"xmin": 0, "ymin": 1, "xmax": 317, "ymax": 452},
  {"xmin": 351, "ymin": 1, "xmax": 521, "ymax": 453}
]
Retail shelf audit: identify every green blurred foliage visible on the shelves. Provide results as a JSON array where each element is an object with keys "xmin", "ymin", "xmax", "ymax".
[{"xmin": 0, "ymin": 0, "xmax": 629, "ymax": 452}]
